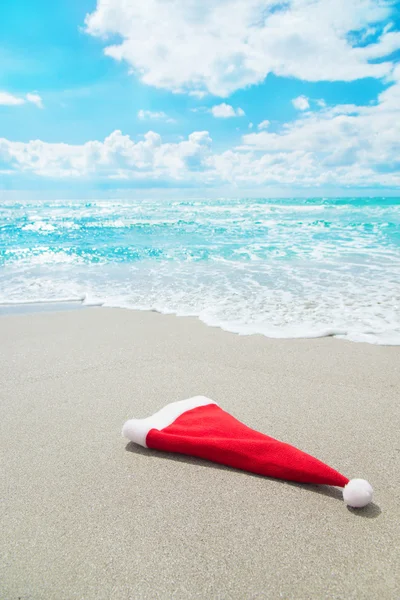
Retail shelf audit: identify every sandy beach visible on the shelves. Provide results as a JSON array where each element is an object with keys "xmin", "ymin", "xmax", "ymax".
[{"xmin": 1, "ymin": 307, "xmax": 399, "ymax": 599}]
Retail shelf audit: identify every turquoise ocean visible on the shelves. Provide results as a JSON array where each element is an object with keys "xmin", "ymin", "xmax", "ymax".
[{"xmin": 1, "ymin": 197, "xmax": 399, "ymax": 344}]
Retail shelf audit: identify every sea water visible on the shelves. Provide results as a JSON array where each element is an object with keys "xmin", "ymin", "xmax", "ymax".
[{"xmin": 1, "ymin": 197, "xmax": 399, "ymax": 344}]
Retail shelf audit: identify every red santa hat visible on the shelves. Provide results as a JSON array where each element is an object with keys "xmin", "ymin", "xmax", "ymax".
[{"xmin": 122, "ymin": 396, "xmax": 373, "ymax": 508}]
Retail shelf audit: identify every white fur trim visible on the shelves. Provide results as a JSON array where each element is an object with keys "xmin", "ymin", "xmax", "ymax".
[
  {"xmin": 122, "ymin": 396, "xmax": 217, "ymax": 447},
  {"xmin": 343, "ymin": 479, "xmax": 373, "ymax": 508}
]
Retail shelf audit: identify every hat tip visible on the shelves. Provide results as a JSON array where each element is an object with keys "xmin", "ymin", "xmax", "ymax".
[{"xmin": 343, "ymin": 478, "xmax": 373, "ymax": 508}]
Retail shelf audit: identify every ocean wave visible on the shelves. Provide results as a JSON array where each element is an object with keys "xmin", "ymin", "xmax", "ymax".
[
  {"xmin": 1, "ymin": 196, "xmax": 399, "ymax": 344},
  {"xmin": 22, "ymin": 221, "xmax": 56, "ymax": 233}
]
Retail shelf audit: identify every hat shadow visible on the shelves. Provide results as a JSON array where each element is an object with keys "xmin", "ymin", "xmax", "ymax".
[{"xmin": 125, "ymin": 442, "xmax": 381, "ymax": 519}]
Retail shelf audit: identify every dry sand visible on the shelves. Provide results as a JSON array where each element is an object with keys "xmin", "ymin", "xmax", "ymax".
[{"xmin": 1, "ymin": 308, "xmax": 399, "ymax": 599}]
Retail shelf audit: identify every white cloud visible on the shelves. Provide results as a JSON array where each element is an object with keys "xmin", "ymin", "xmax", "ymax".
[
  {"xmin": 26, "ymin": 93, "xmax": 44, "ymax": 109},
  {"xmin": 292, "ymin": 96, "xmax": 310, "ymax": 111},
  {"xmin": 234, "ymin": 69, "xmax": 400, "ymax": 185},
  {"xmin": 211, "ymin": 103, "xmax": 245, "ymax": 118},
  {"xmin": 2, "ymin": 71, "xmax": 400, "ymax": 188},
  {"xmin": 85, "ymin": 0, "xmax": 400, "ymax": 97},
  {"xmin": 0, "ymin": 130, "xmax": 212, "ymax": 180},
  {"xmin": 0, "ymin": 91, "xmax": 26, "ymax": 106},
  {"xmin": 257, "ymin": 119, "xmax": 270, "ymax": 130},
  {"xmin": 0, "ymin": 91, "xmax": 43, "ymax": 108},
  {"xmin": 248, "ymin": 122, "xmax": 254, "ymax": 129},
  {"xmin": 189, "ymin": 91, "xmax": 207, "ymax": 99},
  {"xmin": 137, "ymin": 109, "xmax": 175, "ymax": 123}
]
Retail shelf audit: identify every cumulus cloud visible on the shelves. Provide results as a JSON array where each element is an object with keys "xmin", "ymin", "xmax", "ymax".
[
  {"xmin": 2, "ymin": 71, "xmax": 400, "ymax": 188},
  {"xmin": 26, "ymin": 93, "xmax": 44, "ymax": 109},
  {"xmin": 235, "ymin": 69, "xmax": 400, "ymax": 185},
  {"xmin": 210, "ymin": 103, "xmax": 245, "ymax": 118},
  {"xmin": 137, "ymin": 109, "xmax": 175, "ymax": 122},
  {"xmin": 0, "ymin": 130, "xmax": 212, "ymax": 180},
  {"xmin": 85, "ymin": 0, "xmax": 400, "ymax": 97},
  {"xmin": 0, "ymin": 91, "xmax": 44, "ymax": 108},
  {"xmin": 292, "ymin": 96, "xmax": 309, "ymax": 111},
  {"xmin": 0, "ymin": 91, "xmax": 25, "ymax": 106},
  {"xmin": 189, "ymin": 91, "xmax": 207, "ymax": 99},
  {"xmin": 257, "ymin": 119, "xmax": 270, "ymax": 130}
]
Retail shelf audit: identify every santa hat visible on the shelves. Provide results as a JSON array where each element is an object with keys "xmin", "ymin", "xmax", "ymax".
[{"xmin": 122, "ymin": 396, "xmax": 373, "ymax": 508}]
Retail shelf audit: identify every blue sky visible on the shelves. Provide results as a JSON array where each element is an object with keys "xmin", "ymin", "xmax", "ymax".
[{"xmin": 1, "ymin": 0, "xmax": 400, "ymax": 195}]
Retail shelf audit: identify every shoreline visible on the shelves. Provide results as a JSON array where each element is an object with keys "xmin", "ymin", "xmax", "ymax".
[
  {"xmin": 1, "ymin": 301, "xmax": 399, "ymax": 346},
  {"xmin": 0, "ymin": 300, "xmax": 87, "ymax": 316},
  {"xmin": 1, "ymin": 308, "xmax": 399, "ymax": 598}
]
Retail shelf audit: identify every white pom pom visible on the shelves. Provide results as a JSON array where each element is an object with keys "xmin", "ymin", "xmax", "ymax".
[
  {"xmin": 121, "ymin": 419, "xmax": 149, "ymax": 447},
  {"xmin": 343, "ymin": 479, "xmax": 373, "ymax": 508}
]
